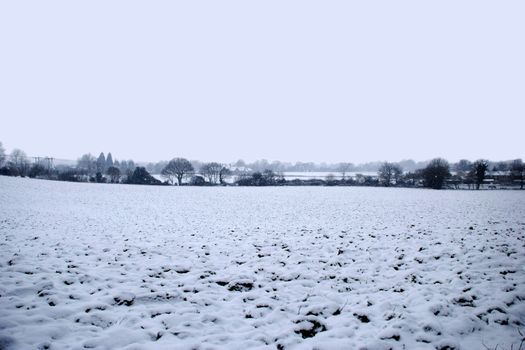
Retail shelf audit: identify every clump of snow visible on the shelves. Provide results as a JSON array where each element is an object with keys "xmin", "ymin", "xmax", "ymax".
[{"xmin": 0, "ymin": 176, "xmax": 524, "ymax": 349}]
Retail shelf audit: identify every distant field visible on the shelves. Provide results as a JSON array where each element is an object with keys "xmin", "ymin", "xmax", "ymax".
[
  {"xmin": 282, "ymin": 171, "xmax": 378, "ymax": 180},
  {"xmin": 0, "ymin": 176, "xmax": 524, "ymax": 349},
  {"xmin": 152, "ymin": 171, "xmax": 379, "ymax": 183}
]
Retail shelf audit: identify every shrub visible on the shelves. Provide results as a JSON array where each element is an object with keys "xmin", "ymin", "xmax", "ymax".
[
  {"xmin": 28, "ymin": 164, "xmax": 49, "ymax": 178},
  {"xmin": 126, "ymin": 167, "xmax": 163, "ymax": 185},
  {"xmin": 421, "ymin": 158, "xmax": 451, "ymax": 189},
  {"xmin": 190, "ymin": 175, "xmax": 207, "ymax": 186}
]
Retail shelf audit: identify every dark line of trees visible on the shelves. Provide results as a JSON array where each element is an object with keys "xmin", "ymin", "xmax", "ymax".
[
  {"xmin": 0, "ymin": 141, "xmax": 523, "ymax": 189},
  {"xmin": 374, "ymin": 158, "xmax": 522, "ymax": 190}
]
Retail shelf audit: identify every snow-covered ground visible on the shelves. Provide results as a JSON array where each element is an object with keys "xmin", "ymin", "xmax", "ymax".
[{"xmin": 0, "ymin": 176, "xmax": 524, "ymax": 350}]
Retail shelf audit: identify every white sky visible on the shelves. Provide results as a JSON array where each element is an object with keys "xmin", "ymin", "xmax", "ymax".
[{"xmin": 0, "ymin": 1, "xmax": 523, "ymax": 164}]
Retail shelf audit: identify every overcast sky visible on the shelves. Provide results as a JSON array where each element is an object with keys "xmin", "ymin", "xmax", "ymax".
[{"xmin": 0, "ymin": 1, "xmax": 523, "ymax": 164}]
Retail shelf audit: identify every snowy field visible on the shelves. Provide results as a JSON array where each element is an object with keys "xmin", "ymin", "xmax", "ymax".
[{"xmin": 0, "ymin": 176, "xmax": 524, "ymax": 350}]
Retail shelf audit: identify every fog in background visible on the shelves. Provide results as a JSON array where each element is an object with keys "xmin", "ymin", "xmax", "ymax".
[{"xmin": 0, "ymin": 1, "xmax": 523, "ymax": 164}]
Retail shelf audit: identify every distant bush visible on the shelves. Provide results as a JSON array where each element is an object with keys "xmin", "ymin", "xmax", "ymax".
[
  {"xmin": 235, "ymin": 170, "xmax": 285, "ymax": 186},
  {"xmin": 302, "ymin": 179, "xmax": 326, "ymax": 186},
  {"xmin": 341, "ymin": 178, "xmax": 356, "ymax": 186},
  {"xmin": 0, "ymin": 166, "xmax": 15, "ymax": 176},
  {"xmin": 190, "ymin": 175, "xmax": 207, "ymax": 186},
  {"xmin": 422, "ymin": 158, "xmax": 450, "ymax": 189},
  {"xmin": 95, "ymin": 172, "xmax": 105, "ymax": 183},
  {"xmin": 107, "ymin": 166, "xmax": 121, "ymax": 183},
  {"xmin": 58, "ymin": 170, "xmax": 83, "ymax": 182},
  {"xmin": 126, "ymin": 167, "xmax": 163, "ymax": 185},
  {"xmin": 28, "ymin": 164, "xmax": 50, "ymax": 178},
  {"xmin": 54, "ymin": 166, "xmax": 88, "ymax": 182},
  {"xmin": 325, "ymin": 174, "xmax": 339, "ymax": 186}
]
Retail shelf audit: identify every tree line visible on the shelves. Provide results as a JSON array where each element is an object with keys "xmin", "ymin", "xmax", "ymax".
[
  {"xmin": 141, "ymin": 158, "xmax": 429, "ymax": 174},
  {"xmin": 0, "ymin": 141, "xmax": 523, "ymax": 189},
  {"xmin": 374, "ymin": 158, "xmax": 523, "ymax": 190}
]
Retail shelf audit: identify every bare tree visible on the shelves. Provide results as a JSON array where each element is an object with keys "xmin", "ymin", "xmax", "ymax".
[
  {"xmin": 162, "ymin": 158, "xmax": 194, "ymax": 185},
  {"xmin": 219, "ymin": 166, "xmax": 232, "ymax": 184},
  {"xmin": 337, "ymin": 162, "xmax": 354, "ymax": 180},
  {"xmin": 9, "ymin": 149, "xmax": 30, "ymax": 176},
  {"xmin": 511, "ymin": 159, "xmax": 524, "ymax": 189},
  {"xmin": 160, "ymin": 164, "xmax": 176, "ymax": 184},
  {"xmin": 200, "ymin": 162, "xmax": 223, "ymax": 184},
  {"xmin": 378, "ymin": 162, "xmax": 402, "ymax": 186},
  {"xmin": 471, "ymin": 159, "xmax": 489, "ymax": 190}
]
